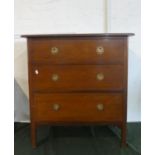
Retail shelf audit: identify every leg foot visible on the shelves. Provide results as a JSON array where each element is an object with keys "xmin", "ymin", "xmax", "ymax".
[
  {"xmin": 31, "ymin": 123, "xmax": 37, "ymax": 148},
  {"xmin": 121, "ymin": 125, "xmax": 127, "ymax": 147}
]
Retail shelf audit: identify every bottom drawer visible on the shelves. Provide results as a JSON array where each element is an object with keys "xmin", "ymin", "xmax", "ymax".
[{"xmin": 33, "ymin": 93, "xmax": 123, "ymax": 122}]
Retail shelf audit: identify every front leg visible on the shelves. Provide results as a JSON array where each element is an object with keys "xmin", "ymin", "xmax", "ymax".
[{"xmin": 31, "ymin": 123, "xmax": 37, "ymax": 148}]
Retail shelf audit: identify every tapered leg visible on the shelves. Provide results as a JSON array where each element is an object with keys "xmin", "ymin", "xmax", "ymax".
[
  {"xmin": 31, "ymin": 123, "xmax": 37, "ymax": 148},
  {"xmin": 121, "ymin": 124, "xmax": 127, "ymax": 147}
]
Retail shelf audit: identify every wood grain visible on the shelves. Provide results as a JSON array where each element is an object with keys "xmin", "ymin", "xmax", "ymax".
[
  {"xmin": 31, "ymin": 65, "xmax": 124, "ymax": 91},
  {"xmin": 30, "ymin": 38, "xmax": 124, "ymax": 64},
  {"xmin": 24, "ymin": 34, "xmax": 134, "ymax": 148},
  {"xmin": 34, "ymin": 93, "xmax": 123, "ymax": 122},
  {"xmin": 22, "ymin": 33, "xmax": 134, "ymax": 38}
]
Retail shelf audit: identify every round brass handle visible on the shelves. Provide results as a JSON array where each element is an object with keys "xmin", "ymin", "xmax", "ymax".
[
  {"xmin": 52, "ymin": 103, "xmax": 60, "ymax": 111},
  {"xmin": 34, "ymin": 69, "xmax": 39, "ymax": 75},
  {"xmin": 97, "ymin": 103, "xmax": 104, "ymax": 111},
  {"xmin": 52, "ymin": 74, "xmax": 59, "ymax": 81},
  {"xmin": 96, "ymin": 73, "xmax": 104, "ymax": 81},
  {"xmin": 96, "ymin": 46, "xmax": 104, "ymax": 55},
  {"xmin": 51, "ymin": 47, "xmax": 59, "ymax": 55}
]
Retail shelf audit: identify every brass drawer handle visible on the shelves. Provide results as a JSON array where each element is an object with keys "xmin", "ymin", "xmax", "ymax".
[
  {"xmin": 52, "ymin": 103, "xmax": 60, "ymax": 111},
  {"xmin": 52, "ymin": 74, "xmax": 59, "ymax": 81},
  {"xmin": 96, "ymin": 46, "xmax": 104, "ymax": 55},
  {"xmin": 51, "ymin": 47, "xmax": 59, "ymax": 55},
  {"xmin": 96, "ymin": 73, "xmax": 104, "ymax": 81},
  {"xmin": 34, "ymin": 69, "xmax": 39, "ymax": 75},
  {"xmin": 97, "ymin": 103, "xmax": 104, "ymax": 111}
]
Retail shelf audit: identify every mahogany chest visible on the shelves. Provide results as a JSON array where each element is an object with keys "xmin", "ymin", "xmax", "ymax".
[{"xmin": 23, "ymin": 33, "xmax": 134, "ymax": 148}]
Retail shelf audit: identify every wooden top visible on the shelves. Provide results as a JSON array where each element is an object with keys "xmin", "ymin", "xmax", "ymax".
[{"xmin": 22, "ymin": 33, "xmax": 134, "ymax": 38}]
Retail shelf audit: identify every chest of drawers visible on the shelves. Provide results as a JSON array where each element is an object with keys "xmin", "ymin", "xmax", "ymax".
[{"xmin": 23, "ymin": 33, "xmax": 134, "ymax": 148}]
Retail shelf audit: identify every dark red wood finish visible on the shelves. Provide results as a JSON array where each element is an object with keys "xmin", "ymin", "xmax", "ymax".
[
  {"xmin": 23, "ymin": 33, "xmax": 134, "ymax": 148},
  {"xmin": 34, "ymin": 93, "xmax": 123, "ymax": 122},
  {"xmin": 32, "ymin": 65, "xmax": 124, "ymax": 91},
  {"xmin": 30, "ymin": 38, "xmax": 124, "ymax": 64}
]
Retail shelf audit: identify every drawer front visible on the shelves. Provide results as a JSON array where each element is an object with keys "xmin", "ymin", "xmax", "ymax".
[
  {"xmin": 34, "ymin": 93, "xmax": 123, "ymax": 122},
  {"xmin": 32, "ymin": 65, "xmax": 124, "ymax": 91},
  {"xmin": 30, "ymin": 38, "xmax": 124, "ymax": 64}
]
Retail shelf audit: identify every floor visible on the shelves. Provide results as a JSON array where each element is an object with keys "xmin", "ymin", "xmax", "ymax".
[{"xmin": 14, "ymin": 123, "xmax": 141, "ymax": 155}]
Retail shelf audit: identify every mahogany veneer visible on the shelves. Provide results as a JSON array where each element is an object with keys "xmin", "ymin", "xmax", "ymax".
[{"xmin": 22, "ymin": 33, "xmax": 134, "ymax": 148}]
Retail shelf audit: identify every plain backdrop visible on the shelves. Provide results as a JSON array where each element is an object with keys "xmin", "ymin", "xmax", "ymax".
[{"xmin": 14, "ymin": 0, "xmax": 141, "ymax": 122}]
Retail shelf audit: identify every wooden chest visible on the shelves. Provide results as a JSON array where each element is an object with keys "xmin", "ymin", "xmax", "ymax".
[{"xmin": 23, "ymin": 33, "xmax": 134, "ymax": 148}]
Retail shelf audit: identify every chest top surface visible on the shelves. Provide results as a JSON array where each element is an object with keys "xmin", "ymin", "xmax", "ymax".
[{"xmin": 22, "ymin": 33, "xmax": 134, "ymax": 38}]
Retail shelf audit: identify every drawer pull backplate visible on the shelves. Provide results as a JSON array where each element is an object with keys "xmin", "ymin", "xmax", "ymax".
[
  {"xmin": 51, "ymin": 47, "xmax": 59, "ymax": 55},
  {"xmin": 52, "ymin": 74, "xmax": 59, "ymax": 81},
  {"xmin": 96, "ymin": 73, "xmax": 104, "ymax": 81},
  {"xmin": 52, "ymin": 103, "xmax": 60, "ymax": 111},
  {"xmin": 97, "ymin": 103, "xmax": 104, "ymax": 111},
  {"xmin": 96, "ymin": 46, "xmax": 104, "ymax": 55}
]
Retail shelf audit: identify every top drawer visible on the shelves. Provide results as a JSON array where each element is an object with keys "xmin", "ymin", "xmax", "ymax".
[{"xmin": 30, "ymin": 38, "xmax": 124, "ymax": 64}]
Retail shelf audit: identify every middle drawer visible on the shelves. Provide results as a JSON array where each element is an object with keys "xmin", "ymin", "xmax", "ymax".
[{"xmin": 32, "ymin": 65, "xmax": 124, "ymax": 91}]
